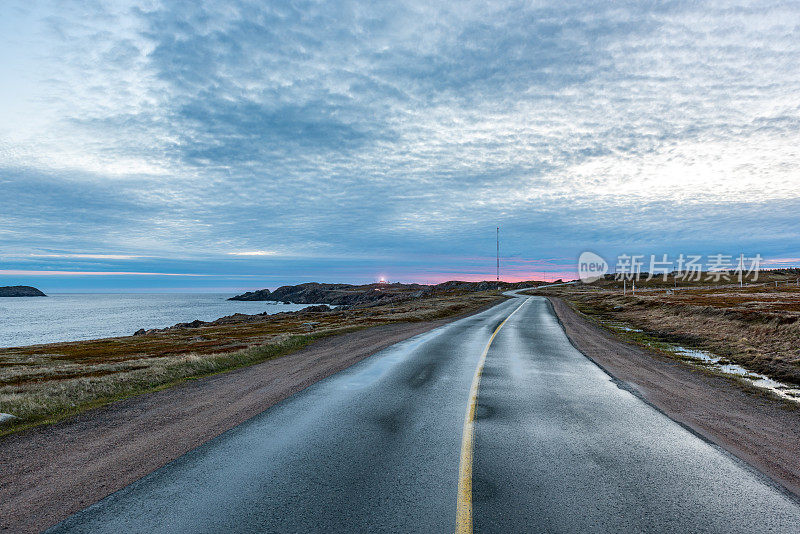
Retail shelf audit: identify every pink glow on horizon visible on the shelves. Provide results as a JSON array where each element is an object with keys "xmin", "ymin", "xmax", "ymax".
[
  {"xmin": 431, "ymin": 256, "xmax": 576, "ymax": 268},
  {"xmin": 383, "ymin": 270, "xmax": 578, "ymax": 285},
  {"xmin": 761, "ymin": 258, "xmax": 800, "ymax": 266}
]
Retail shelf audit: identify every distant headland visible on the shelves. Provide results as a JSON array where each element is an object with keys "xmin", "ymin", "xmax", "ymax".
[
  {"xmin": 229, "ymin": 280, "xmax": 531, "ymax": 306},
  {"xmin": 0, "ymin": 286, "xmax": 47, "ymax": 297}
]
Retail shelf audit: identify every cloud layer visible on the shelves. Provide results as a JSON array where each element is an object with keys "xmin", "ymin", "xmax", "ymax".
[{"xmin": 2, "ymin": 0, "xmax": 799, "ymax": 289}]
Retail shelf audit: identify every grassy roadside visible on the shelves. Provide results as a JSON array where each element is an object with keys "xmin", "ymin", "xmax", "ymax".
[
  {"xmin": 527, "ymin": 284, "xmax": 800, "ymax": 388},
  {"xmin": 0, "ymin": 329, "xmax": 360, "ymax": 438},
  {"xmin": 1, "ymin": 290, "xmax": 506, "ymax": 437}
]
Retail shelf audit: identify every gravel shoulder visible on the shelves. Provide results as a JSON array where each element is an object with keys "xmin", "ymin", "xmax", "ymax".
[
  {"xmin": 548, "ymin": 296, "xmax": 800, "ymax": 498},
  {"xmin": 0, "ymin": 311, "xmax": 493, "ymax": 533}
]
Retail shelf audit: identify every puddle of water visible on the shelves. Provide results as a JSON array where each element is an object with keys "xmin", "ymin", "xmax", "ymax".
[
  {"xmin": 606, "ymin": 321, "xmax": 642, "ymax": 333},
  {"xmin": 0, "ymin": 413, "xmax": 17, "ymax": 424},
  {"xmin": 602, "ymin": 318, "xmax": 800, "ymax": 403},
  {"xmin": 670, "ymin": 346, "xmax": 800, "ymax": 403}
]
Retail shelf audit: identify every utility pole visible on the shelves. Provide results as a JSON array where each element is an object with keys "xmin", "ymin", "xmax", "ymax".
[
  {"xmin": 739, "ymin": 253, "xmax": 744, "ymax": 288},
  {"xmin": 496, "ymin": 227, "xmax": 500, "ymax": 289}
]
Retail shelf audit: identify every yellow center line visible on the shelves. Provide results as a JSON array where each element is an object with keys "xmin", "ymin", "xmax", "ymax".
[{"xmin": 456, "ymin": 297, "xmax": 528, "ymax": 534}]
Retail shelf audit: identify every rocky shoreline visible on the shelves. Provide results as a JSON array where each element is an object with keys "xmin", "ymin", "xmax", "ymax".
[
  {"xmin": 229, "ymin": 280, "xmax": 539, "ymax": 306},
  {"xmin": 133, "ymin": 304, "xmax": 333, "ymax": 336}
]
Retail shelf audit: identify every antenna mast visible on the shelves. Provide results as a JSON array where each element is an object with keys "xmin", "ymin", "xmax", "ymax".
[{"xmin": 496, "ymin": 227, "xmax": 500, "ymax": 287}]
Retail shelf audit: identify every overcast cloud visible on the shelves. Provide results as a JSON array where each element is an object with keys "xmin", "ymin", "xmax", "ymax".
[{"xmin": 1, "ymin": 0, "xmax": 799, "ymax": 290}]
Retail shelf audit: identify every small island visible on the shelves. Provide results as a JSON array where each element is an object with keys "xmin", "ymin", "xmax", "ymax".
[{"xmin": 0, "ymin": 285, "xmax": 47, "ymax": 297}]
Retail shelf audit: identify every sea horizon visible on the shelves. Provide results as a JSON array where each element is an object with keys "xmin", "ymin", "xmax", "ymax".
[{"xmin": 0, "ymin": 293, "xmax": 318, "ymax": 348}]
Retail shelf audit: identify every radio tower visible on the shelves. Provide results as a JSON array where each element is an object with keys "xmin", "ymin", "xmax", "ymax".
[{"xmin": 496, "ymin": 227, "xmax": 500, "ymax": 289}]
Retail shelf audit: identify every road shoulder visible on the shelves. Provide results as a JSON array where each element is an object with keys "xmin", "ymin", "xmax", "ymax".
[
  {"xmin": 547, "ymin": 296, "xmax": 800, "ymax": 499},
  {"xmin": 0, "ymin": 302, "xmax": 501, "ymax": 534}
]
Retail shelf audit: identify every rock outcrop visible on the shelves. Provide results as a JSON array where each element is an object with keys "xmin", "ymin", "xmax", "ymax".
[
  {"xmin": 133, "ymin": 304, "xmax": 333, "ymax": 336},
  {"xmin": 228, "ymin": 288, "xmax": 273, "ymax": 301},
  {"xmin": 229, "ymin": 282, "xmax": 426, "ymax": 306},
  {"xmin": 0, "ymin": 286, "xmax": 46, "ymax": 297}
]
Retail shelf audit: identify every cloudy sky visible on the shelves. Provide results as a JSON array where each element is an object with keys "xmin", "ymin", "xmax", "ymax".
[{"xmin": 1, "ymin": 0, "xmax": 799, "ymax": 292}]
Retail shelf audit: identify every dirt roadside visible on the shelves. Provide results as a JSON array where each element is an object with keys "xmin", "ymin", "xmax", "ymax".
[
  {"xmin": 548, "ymin": 296, "xmax": 800, "ymax": 498},
  {"xmin": 0, "ymin": 306, "xmax": 497, "ymax": 534}
]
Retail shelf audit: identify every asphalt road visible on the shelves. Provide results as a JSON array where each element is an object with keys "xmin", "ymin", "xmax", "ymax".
[{"xmin": 49, "ymin": 293, "xmax": 800, "ymax": 533}]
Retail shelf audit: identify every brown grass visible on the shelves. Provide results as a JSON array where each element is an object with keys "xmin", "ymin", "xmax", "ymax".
[
  {"xmin": 530, "ymin": 283, "xmax": 800, "ymax": 386},
  {"xmin": 0, "ymin": 290, "xmax": 504, "ymax": 435}
]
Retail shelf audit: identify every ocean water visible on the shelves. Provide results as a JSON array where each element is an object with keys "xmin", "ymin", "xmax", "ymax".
[{"xmin": 0, "ymin": 293, "xmax": 315, "ymax": 348}]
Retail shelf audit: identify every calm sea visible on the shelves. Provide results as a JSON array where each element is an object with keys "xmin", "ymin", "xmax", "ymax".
[{"xmin": 0, "ymin": 293, "xmax": 313, "ymax": 348}]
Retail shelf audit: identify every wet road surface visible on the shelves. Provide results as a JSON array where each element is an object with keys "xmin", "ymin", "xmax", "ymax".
[{"xmin": 49, "ymin": 294, "xmax": 800, "ymax": 533}]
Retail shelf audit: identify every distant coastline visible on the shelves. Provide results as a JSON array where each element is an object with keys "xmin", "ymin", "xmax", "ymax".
[
  {"xmin": 0, "ymin": 286, "xmax": 46, "ymax": 297},
  {"xmin": 228, "ymin": 280, "xmax": 509, "ymax": 306}
]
